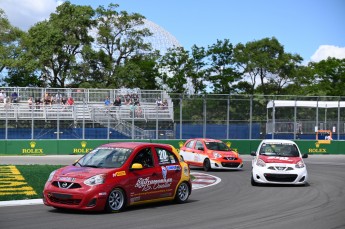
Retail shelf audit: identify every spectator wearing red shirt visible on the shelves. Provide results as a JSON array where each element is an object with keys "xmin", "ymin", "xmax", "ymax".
[{"xmin": 67, "ymin": 97, "xmax": 74, "ymax": 105}]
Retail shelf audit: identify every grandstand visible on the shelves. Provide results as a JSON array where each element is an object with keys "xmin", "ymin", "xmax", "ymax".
[{"xmin": 0, "ymin": 87, "xmax": 174, "ymax": 139}]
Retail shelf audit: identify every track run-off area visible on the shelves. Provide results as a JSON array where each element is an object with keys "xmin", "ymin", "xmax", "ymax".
[{"xmin": 0, "ymin": 155, "xmax": 344, "ymax": 229}]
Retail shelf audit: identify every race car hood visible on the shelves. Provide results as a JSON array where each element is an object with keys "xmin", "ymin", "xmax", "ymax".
[
  {"xmin": 56, "ymin": 165, "xmax": 112, "ymax": 179},
  {"xmin": 259, "ymin": 155, "xmax": 301, "ymax": 164}
]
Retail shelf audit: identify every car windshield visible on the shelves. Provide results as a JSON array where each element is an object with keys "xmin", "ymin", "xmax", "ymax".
[
  {"xmin": 259, "ymin": 143, "xmax": 299, "ymax": 157},
  {"xmin": 76, "ymin": 147, "xmax": 133, "ymax": 168},
  {"xmin": 205, "ymin": 142, "xmax": 230, "ymax": 151}
]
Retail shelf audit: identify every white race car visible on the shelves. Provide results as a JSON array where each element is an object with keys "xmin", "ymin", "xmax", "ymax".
[{"xmin": 250, "ymin": 139, "xmax": 308, "ymax": 186}]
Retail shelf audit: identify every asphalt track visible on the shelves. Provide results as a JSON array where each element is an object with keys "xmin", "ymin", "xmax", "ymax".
[{"xmin": 1, "ymin": 155, "xmax": 345, "ymax": 229}]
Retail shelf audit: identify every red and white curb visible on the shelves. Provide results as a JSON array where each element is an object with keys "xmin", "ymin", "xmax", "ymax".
[
  {"xmin": 191, "ymin": 172, "xmax": 221, "ymax": 190},
  {"xmin": 0, "ymin": 172, "xmax": 221, "ymax": 207}
]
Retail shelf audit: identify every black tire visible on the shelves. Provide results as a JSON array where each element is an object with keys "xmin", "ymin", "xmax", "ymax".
[
  {"xmin": 251, "ymin": 174, "xmax": 258, "ymax": 186},
  {"xmin": 203, "ymin": 158, "xmax": 211, "ymax": 171},
  {"xmin": 104, "ymin": 188, "xmax": 126, "ymax": 213},
  {"xmin": 174, "ymin": 182, "xmax": 190, "ymax": 203}
]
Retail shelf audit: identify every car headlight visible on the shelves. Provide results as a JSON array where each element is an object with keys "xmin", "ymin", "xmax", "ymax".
[
  {"xmin": 256, "ymin": 159, "xmax": 266, "ymax": 167},
  {"xmin": 295, "ymin": 160, "xmax": 305, "ymax": 168},
  {"xmin": 84, "ymin": 174, "xmax": 106, "ymax": 186},
  {"xmin": 213, "ymin": 152, "xmax": 222, "ymax": 158},
  {"xmin": 47, "ymin": 170, "xmax": 57, "ymax": 182}
]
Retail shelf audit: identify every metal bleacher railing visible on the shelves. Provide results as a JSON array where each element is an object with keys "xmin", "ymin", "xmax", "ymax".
[{"xmin": 0, "ymin": 87, "xmax": 174, "ymax": 139}]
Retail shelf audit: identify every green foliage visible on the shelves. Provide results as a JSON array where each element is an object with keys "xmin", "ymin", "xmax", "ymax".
[{"xmin": 0, "ymin": 4, "xmax": 344, "ymax": 98}]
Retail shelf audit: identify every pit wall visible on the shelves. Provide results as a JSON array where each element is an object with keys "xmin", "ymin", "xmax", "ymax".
[{"xmin": 0, "ymin": 139, "xmax": 344, "ymax": 155}]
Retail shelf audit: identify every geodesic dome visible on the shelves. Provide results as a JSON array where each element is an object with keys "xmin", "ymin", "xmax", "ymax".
[{"xmin": 142, "ymin": 19, "xmax": 181, "ymax": 55}]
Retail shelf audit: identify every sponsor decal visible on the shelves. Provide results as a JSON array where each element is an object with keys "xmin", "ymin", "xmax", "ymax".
[
  {"xmin": 58, "ymin": 176, "xmax": 75, "ymax": 182},
  {"xmin": 166, "ymin": 165, "xmax": 181, "ymax": 171},
  {"xmin": 0, "ymin": 166, "xmax": 37, "ymax": 196},
  {"xmin": 22, "ymin": 141, "xmax": 44, "ymax": 154},
  {"xmin": 308, "ymin": 148, "xmax": 327, "ymax": 153},
  {"xmin": 161, "ymin": 166, "xmax": 167, "ymax": 180},
  {"xmin": 135, "ymin": 177, "xmax": 172, "ymax": 192},
  {"xmin": 130, "ymin": 196, "xmax": 141, "ymax": 203},
  {"xmin": 73, "ymin": 141, "xmax": 93, "ymax": 154},
  {"xmin": 226, "ymin": 141, "xmax": 238, "ymax": 152},
  {"xmin": 178, "ymin": 141, "xmax": 185, "ymax": 148},
  {"xmin": 113, "ymin": 171, "xmax": 126, "ymax": 177},
  {"xmin": 183, "ymin": 166, "xmax": 189, "ymax": 176},
  {"xmin": 267, "ymin": 157, "xmax": 289, "ymax": 161}
]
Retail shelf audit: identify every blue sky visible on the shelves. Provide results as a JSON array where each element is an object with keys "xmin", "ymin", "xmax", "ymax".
[{"xmin": 1, "ymin": 0, "xmax": 344, "ymax": 62}]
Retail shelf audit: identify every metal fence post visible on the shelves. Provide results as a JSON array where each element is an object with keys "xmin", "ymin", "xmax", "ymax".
[
  {"xmin": 226, "ymin": 96, "xmax": 230, "ymax": 139},
  {"xmin": 180, "ymin": 95, "xmax": 182, "ymax": 140},
  {"xmin": 203, "ymin": 95, "xmax": 206, "ymax": 138},
  {"xmin": 249, "ymin": 95, "xmax": 253, "ymax": 140},
  {"xmin": 156, "ymin": 104, "xmax": 158, "ymax": 139}
]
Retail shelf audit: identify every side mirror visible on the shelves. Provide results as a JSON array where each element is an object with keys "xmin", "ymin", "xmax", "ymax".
[
  {"xmin": 131, "ymin": 163, "xmax": 143, "ymax": 170},
  {"xmin": 197, "ymin": 146, "xmax": 204, "ymax": 151},
  {"xmin": 302, "ymin": 154, "xmax": 308, "ymax": 158},
  {"xmin": 250, "ymin": 151, "xmax": 256, "ymax": 156}
]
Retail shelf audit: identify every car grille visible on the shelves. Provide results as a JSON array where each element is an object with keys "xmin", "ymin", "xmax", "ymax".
[
  {"xmin": 221, "ymin": 162, "xmax": 240, "ymax": 168},
  {"xmin": 48, "ymin": 193, "xmax": 81, "ymax": 205},
  {"xmin": 267, "ymin": 166, "xmax": 294, "ymax": 171},
  {"xmin": 264, "ymin": 173, "xmax": 298, "ymax": 182},
  {"xmin": 223, "ymin": 157, "xmax": 237, "ymax": 160},
  {"xmin": 52, "ymin": 181, "xmax": 82, "ymax": 189}
]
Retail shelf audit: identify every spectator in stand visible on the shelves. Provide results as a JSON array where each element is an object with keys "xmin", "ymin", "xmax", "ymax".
[
  {"xmin": 61, "ymin": 97, "xmax": 67, "ymax": 105},
  {"xmin": 35, "ymin": 97, "xmax": 42, "ymax": 109},
  {"xmin": 67, "ymin": 96, "xmax": 74, "ymax": 106},
  {"xmin": 0, "ymin": 90, "xmax": 5, "ymax": 103},
  {"xmin": 28, "ymin": 97, "xmax": 33, "ymax": 110},
  {"xmin": 135, "ymin": 102, "xmax": 143, "ymax": 118},
  {"xmin": 44, "ymin": 93, "xmax": 52, "ymax": 106},
  {"xmin": 113, "ymin": 96, "xmax": 122, "ymax": 107},
  {"xmin": 124, "ymin": 94, "xmax": 131, "ymax": 105},
  {"xmin": 104, "ymin": 97, "xmax": 111, "ymax": 106},
  {"xmin": 11, "ymin": 91, "xmax": 18, "ymax": 103},
  {"xmin": 161, "ymin": 99, "xmax": 168, "ymax": 109},
  {"xmin": 55, "ymin": 92, "xmax": 62, "ymax": 104},
  {"xmin": 129, "ymin": 100, "xmax": 136, "ymax": 118},
  {"xmin": 156, "ymin": 98, "xmax": 162, "ymax": 107}
]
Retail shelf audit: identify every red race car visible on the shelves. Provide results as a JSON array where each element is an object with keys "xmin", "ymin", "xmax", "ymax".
[
  {"xmin": 179, "ymin": 138, "xmax": 243, "ymax": 171},
  {"xmin": 43, "ymin": 142, "xmax": 191, "ymax": 212}
]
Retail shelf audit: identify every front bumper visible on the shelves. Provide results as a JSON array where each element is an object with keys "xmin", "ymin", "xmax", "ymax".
[
  {"xmin": 43, "ymin": 183, "xmax": 109, "ymax": 211},
  {"xmin": 252, "ymin": 163, "xmax": 308, "ymax": 185},
  {"xmin": 210, "ymin": 159, "xmax": 243, "ymax": 170}
]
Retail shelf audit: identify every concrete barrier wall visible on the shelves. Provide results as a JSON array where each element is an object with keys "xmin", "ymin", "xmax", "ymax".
[{"xmin": 0, "ymin": 139, "xmax": 344, "ymax": 155}]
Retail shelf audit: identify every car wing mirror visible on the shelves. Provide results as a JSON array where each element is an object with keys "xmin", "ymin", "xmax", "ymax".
[
  {"xmin": 131, "ymin": 163, "xmax": 143, "ymax": 170},
  {"xmin": 250, "ymin": 151, "xmax": 256, "ymax": 156},
  {"xmin": 302, "ymin": 154, "xmax": 308, "ymax": 158},
  {"xmin": 197, "ymin": 146, "xmax": 204, "ymax": 151}
]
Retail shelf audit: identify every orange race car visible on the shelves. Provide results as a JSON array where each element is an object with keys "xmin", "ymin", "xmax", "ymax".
[{"xmin": 179, "ymin": 138, "xmax": 243, "ymax": 171}]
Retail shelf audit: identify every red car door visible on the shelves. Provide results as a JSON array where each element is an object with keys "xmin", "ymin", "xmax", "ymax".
[
  {"xmin": 128, "ymin": 147, "xmax": 162, "ymax": 203},
  {"xmin": 154, "ymin": 146, "xmax": 182, "ymax": 197}
]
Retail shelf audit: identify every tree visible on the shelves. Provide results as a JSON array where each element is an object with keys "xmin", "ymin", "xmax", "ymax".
[
  {"xmin": 206, "ymin": 39, "xmax": 239, "ymax": 94},
  {"xmin": 24, "ymin": 2, "xmax": 95, "ymax": 88},
  {"xmin": 188, "ymin": 45, "xmax": 208, "ymax": 94},
  {"xmin": 91, "ymin": 4, "xmax": 153, "ymax": 88},
  {"xmin": 308, "ymin": 57, "xmax": 345, "ymax": 96},
  {"xmin": 234, "ymin": 37, "xmax": 302, "ymax": 95},
  {"xmin": 0, "ymin": 9, "xmax": 25, "ymax": 85},
  {"xmin": 115, "ymin": 52, "xmax": 160, "ymax": 89},
  {"xmin": 156, "ymin": 46, "xmax": 191, "ymax": 93}
]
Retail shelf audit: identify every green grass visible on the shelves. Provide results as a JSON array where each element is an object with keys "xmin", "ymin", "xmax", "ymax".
[{"xmin": 0, "ymin": 165, "xmax": 63, "ymax": 201}]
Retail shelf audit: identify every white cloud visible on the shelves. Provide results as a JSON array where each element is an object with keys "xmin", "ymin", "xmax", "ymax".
[
  {"xmin": 310, "ymin": 45, "xmax": 345, "ymax": 62},
  {"xmin": 0, "ymin": 0, "xmax": 62, "ymax": 30}
]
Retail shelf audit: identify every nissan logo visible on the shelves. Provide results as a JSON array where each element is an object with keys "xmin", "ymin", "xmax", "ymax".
[{"xmin": 61, "ymin": 182, "xmax": 68, "ymax": 188}]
